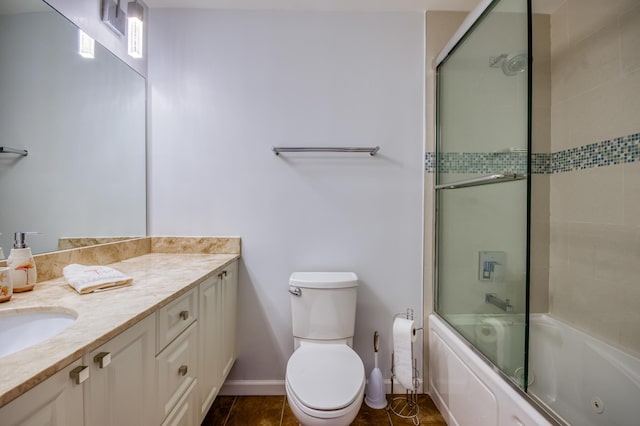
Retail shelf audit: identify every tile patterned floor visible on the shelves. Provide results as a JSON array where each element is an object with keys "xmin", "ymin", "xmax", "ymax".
[{"xmin": 201, "ymin": 394, "xmax": 447, "ymax": 426}]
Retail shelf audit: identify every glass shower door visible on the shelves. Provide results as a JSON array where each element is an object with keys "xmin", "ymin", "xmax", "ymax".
[{"xmin": 435, "ymin": 0, "xmax": 530, "ymax": 388}]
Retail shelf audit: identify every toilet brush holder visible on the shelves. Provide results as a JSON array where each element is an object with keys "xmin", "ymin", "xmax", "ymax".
[{"xmin": 365, "ymin": 331, "xmax": 387, "ymax": 409}]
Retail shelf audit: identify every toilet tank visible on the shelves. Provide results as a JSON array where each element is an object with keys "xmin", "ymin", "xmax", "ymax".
[{"xmin": 290, "ymin": 272, "xmax": 358, "ymax": 342}]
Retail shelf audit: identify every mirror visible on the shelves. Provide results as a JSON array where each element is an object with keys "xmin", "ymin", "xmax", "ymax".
[{"xmin": 0, "ymin": 0, "xmax": 146, "ymax": 257}]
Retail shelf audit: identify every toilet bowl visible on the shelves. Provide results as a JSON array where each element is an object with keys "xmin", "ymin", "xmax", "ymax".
[
  {"xmin": 286, "ymin": 342, "xmax": 365, "ymax": 426},
  {"xmin": 286, "ymin": 272, "xmax": 364, "ymax": 425}
]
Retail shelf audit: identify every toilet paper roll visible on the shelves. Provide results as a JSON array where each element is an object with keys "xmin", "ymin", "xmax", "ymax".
[{"xmin": 393, "ymin": 317, "xmax": 416, "ymax": 390}]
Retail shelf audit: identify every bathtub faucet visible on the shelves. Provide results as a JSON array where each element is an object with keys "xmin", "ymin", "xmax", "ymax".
[{"xmin": 485, "ymin": 293, "xmax": 513, "ymax": 312}]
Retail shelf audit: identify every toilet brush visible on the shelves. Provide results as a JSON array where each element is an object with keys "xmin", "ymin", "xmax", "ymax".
[{"xmin": 365, "ymin": 331, "xmax": 387, "ymax": 409}]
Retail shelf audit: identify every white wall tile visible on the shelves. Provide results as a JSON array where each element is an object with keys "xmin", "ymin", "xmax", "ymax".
[
  {"xmin": 553, "ymin": 21, "xmax": 620, "ymax": 101},
  {"xmin": 566, "ymin": 0, "xmax": 636, "ymax": 45},
  {"xmin": 552, "ymin": 165, "xmax": 625, "ymax": 225},
  {"xmin": 624, "ymin": 162, "xmax": 640, "ymax": 227},
  {"xmin": 620, "ymin": 4, "xmax": 640, "ymax": 75},
  {"xmin": 549, "ymin": 0, "xmax": 640, "ymax": 356}
]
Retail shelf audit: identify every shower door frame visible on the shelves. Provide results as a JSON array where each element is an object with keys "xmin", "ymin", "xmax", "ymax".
[{"xmin": 431, "ymin": 0, "xmax": 561, "ymax": 424}]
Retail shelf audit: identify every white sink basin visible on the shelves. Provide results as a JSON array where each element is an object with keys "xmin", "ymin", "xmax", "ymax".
[{"xmin": 0, "ymin": 307, "xmax": 77, "ymax": 358}]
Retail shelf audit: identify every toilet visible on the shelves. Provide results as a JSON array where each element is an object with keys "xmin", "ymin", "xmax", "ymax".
[{"xmin": 285, "ymin": 272, "xmax": 365, "ymax": 426}]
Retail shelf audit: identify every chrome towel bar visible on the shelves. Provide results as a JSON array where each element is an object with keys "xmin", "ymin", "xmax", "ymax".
[
  {"xmin": 0, "ymin": 146, "xmax": 28, "ymax": 156},
  {"xmin": 435, "ymin": 173, "xmax": 525, "ymax": 190},
  {"xmin": 272, "ymin": 146, "xmax": 380, "ymax": 156}
]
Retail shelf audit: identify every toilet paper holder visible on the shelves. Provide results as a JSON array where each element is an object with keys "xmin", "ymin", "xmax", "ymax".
[{"xmin": 388, "ymin": 308, "xmax": 423, "ymax": 426}]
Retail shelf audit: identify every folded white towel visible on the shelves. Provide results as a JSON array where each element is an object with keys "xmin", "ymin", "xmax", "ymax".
[{"xmin": 63, "ymin": 264, "xmax": 132, "ymax": 294}]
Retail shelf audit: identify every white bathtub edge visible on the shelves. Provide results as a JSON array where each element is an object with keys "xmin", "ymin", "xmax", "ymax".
[{"xmin": 428, "ymin": 314, "xmax": 555, "ymax": 426}]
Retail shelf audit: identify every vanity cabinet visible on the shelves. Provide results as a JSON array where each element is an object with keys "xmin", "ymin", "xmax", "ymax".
[
  {"xmin": 155, "ymin": 287, "xmax": 199, "ymax": 424},
  {"xmin": 197, "ymin": 274, "xmax": 223, "ymax": 420},
  {"xmin": 198, "ymin": 261, "xmax": 238, "ymax": 422},
  {"xmin": 220, "ymin": 261, "xmax": 238, "ymax": 379},
  {"xmin": 161, "ymin": 380, "xmax": 199, "ymax": 426},
  {"xmin": 83, "ymin": 314, "xmax": 156, "ymax": 426},
  {"xmin": 0, "ymin": 259, "xmax": 238, "ymax": 426},
  {"xmin": 0, "ymin": 359, "xmax": 85, "ymax": 426}
]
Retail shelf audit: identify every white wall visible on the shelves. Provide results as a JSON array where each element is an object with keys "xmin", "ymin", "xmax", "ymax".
[{"xmin": 148, "ymin": 9, "xmax": 425, "ymax": 388}]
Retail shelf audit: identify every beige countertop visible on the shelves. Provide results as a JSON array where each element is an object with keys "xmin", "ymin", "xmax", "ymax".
[{"xmin": 0, "ymin": 251, "xmax": 239, "ymax": 408}]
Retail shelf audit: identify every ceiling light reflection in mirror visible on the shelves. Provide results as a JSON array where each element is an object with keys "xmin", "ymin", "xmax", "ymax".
[{"xmin": 0, "ymin": 0, "xmax": 146, "ymax": 257}]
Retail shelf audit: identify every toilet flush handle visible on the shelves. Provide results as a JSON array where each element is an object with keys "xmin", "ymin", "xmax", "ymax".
[{"xmin": 289, "ymin": 287, "xmax": 302, "ymax": 296}]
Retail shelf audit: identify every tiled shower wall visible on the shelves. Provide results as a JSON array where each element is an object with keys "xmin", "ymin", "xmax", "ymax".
[
  {"xmin": 548, "ymin": 0, "xmax": 640, "ymax": 355},
  {"xmin": 426, "ymin": 1, "xmax": 640, "ymax": 356}
]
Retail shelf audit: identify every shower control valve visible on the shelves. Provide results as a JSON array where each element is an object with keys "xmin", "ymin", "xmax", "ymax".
[{"xmin": 478, "ymin": 251, "xmax": 506, "ymax": 282}]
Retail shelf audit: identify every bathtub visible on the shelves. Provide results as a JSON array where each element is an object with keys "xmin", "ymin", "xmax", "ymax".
[
  {"xmin": 429, "ymin": 313, "xmax": 550, "ymax": 426},
  {"xmin": 429, "ymin": 313, "xmax": 640, "ymax": 426},
  {"xmin": 528, "ymin": 314, "xmax": 640, "ymax": 426}
]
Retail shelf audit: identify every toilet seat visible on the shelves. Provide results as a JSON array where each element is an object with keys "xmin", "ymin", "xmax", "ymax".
[{"xmin": 286, "ymin": 343, "xmax": 365, "ymax": 412}]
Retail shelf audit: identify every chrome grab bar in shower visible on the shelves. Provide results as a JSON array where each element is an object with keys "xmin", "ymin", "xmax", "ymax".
[
  {"xmin": 272, "ymin": 146, "xmax": 380, "ymax": 156},
  {"xmin": 0, "ymin": 146, "xmax": 28, "ymax": 156},
  {"xmin": 435, "ymin": 173, "xmax": 525, "ymax": 190}
]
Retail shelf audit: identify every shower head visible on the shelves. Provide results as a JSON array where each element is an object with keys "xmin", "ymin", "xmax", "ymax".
[
  {"xmin": 489, "ymin": 52, "xmax": 528, "ymax": 76},
  {"xmin": 502, "ymin": 52, "xmax": 527, "ymax": 76}
]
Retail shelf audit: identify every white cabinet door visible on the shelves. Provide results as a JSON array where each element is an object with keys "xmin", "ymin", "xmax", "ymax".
[
  {"xmin": 83, "ymin": 314, "xmax": 156, "ymax": 426},
  {"xmin": 197, "ymin": 275, "xmax": 222, "ymax": 421},
  {"xmin": 0, "ymin": 358, "xmax": 85, "ymax": 426},
  {"xmin": 220, "ymin": 261, "xmax": 238, "ymax": 379},
  {"xmin": 161, "ymin": 380, "xmax": 198, "ymax": 426}
]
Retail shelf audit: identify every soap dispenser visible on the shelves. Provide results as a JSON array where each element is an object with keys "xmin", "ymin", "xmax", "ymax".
[{"xmin": 7, "ymin": 232, "xmax": 38, "ymax": 293}]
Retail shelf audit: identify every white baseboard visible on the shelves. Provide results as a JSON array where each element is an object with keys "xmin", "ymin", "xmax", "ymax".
[
  {"xmin": 219, "ymin": 380, "xmax": 286, "ymax": 396},
  {"xmin": 219, "ymin": 378, "xmax": 423, "ymax": 396}
]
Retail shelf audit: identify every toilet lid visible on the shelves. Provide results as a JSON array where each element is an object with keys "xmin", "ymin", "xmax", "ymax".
[{"xmin": 286, "ymin": 344, "xmax": 364, "ymax": 411}]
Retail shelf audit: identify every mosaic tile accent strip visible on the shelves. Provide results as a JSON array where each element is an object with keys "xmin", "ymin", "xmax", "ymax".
[
  {"xmin": 531, "ymin": 152, "xmax": 551, "ymax": 174},
  {"xmin": 425, "ymin": 132, "xmax": 640, "ymax": 174},
  {"xmin": 425, "ymin": 151, "xmax": 527, "ymax": 174},
  {"xmin": 425, "ymin": 152, "xmax": 436, "ymax": 172},
  {"xmin": 550, "ymin": 133, "xmax": 640, "ymax": 173}
]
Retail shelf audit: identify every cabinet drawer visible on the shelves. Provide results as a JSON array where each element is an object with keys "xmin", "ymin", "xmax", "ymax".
[
  {"xmin": 156, "ymin": 321, "xmax": 198, "ymax": 421},
  {"xmin": 161, "ymin": 380, "xmax": 198, "ymax": 426},
  {"xmin": 157, "ymin": 288, "xmax": 197, "ymax": 353}
]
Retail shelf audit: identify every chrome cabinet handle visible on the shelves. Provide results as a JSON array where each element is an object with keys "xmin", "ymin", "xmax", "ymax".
[
  {"xmin": 179, "ymin": 310, "xmax": 189, "ymax": 320},
  {"xmin": 289, "ymin": 287, "xmax": 301, "ymax": 297},
  {"xmin": 178, "ymin": 365, "xmax": 188, "ymax": 376},
  {"xmin": 69, "ymin": 366, "xmax": 89, "ymax": 384},
  {"xmin": 93, "ymin": 352, "xmax": 111, "ymax": 368}
]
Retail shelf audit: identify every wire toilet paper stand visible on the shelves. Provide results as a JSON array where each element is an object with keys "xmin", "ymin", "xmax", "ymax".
[{"xmin": 387, "ymin": 308, "xmax": 422, "ymax": 426}]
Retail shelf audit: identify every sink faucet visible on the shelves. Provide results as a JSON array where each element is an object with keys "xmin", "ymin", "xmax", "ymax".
[{"xmin": 485, "ymin": 293, "xmax": 513, "ymax": 312}]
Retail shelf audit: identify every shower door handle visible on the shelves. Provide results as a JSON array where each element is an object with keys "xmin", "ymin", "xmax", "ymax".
[{"xmin": 289, "ymin": 287, "xmax": 302, "ymax": 296}]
